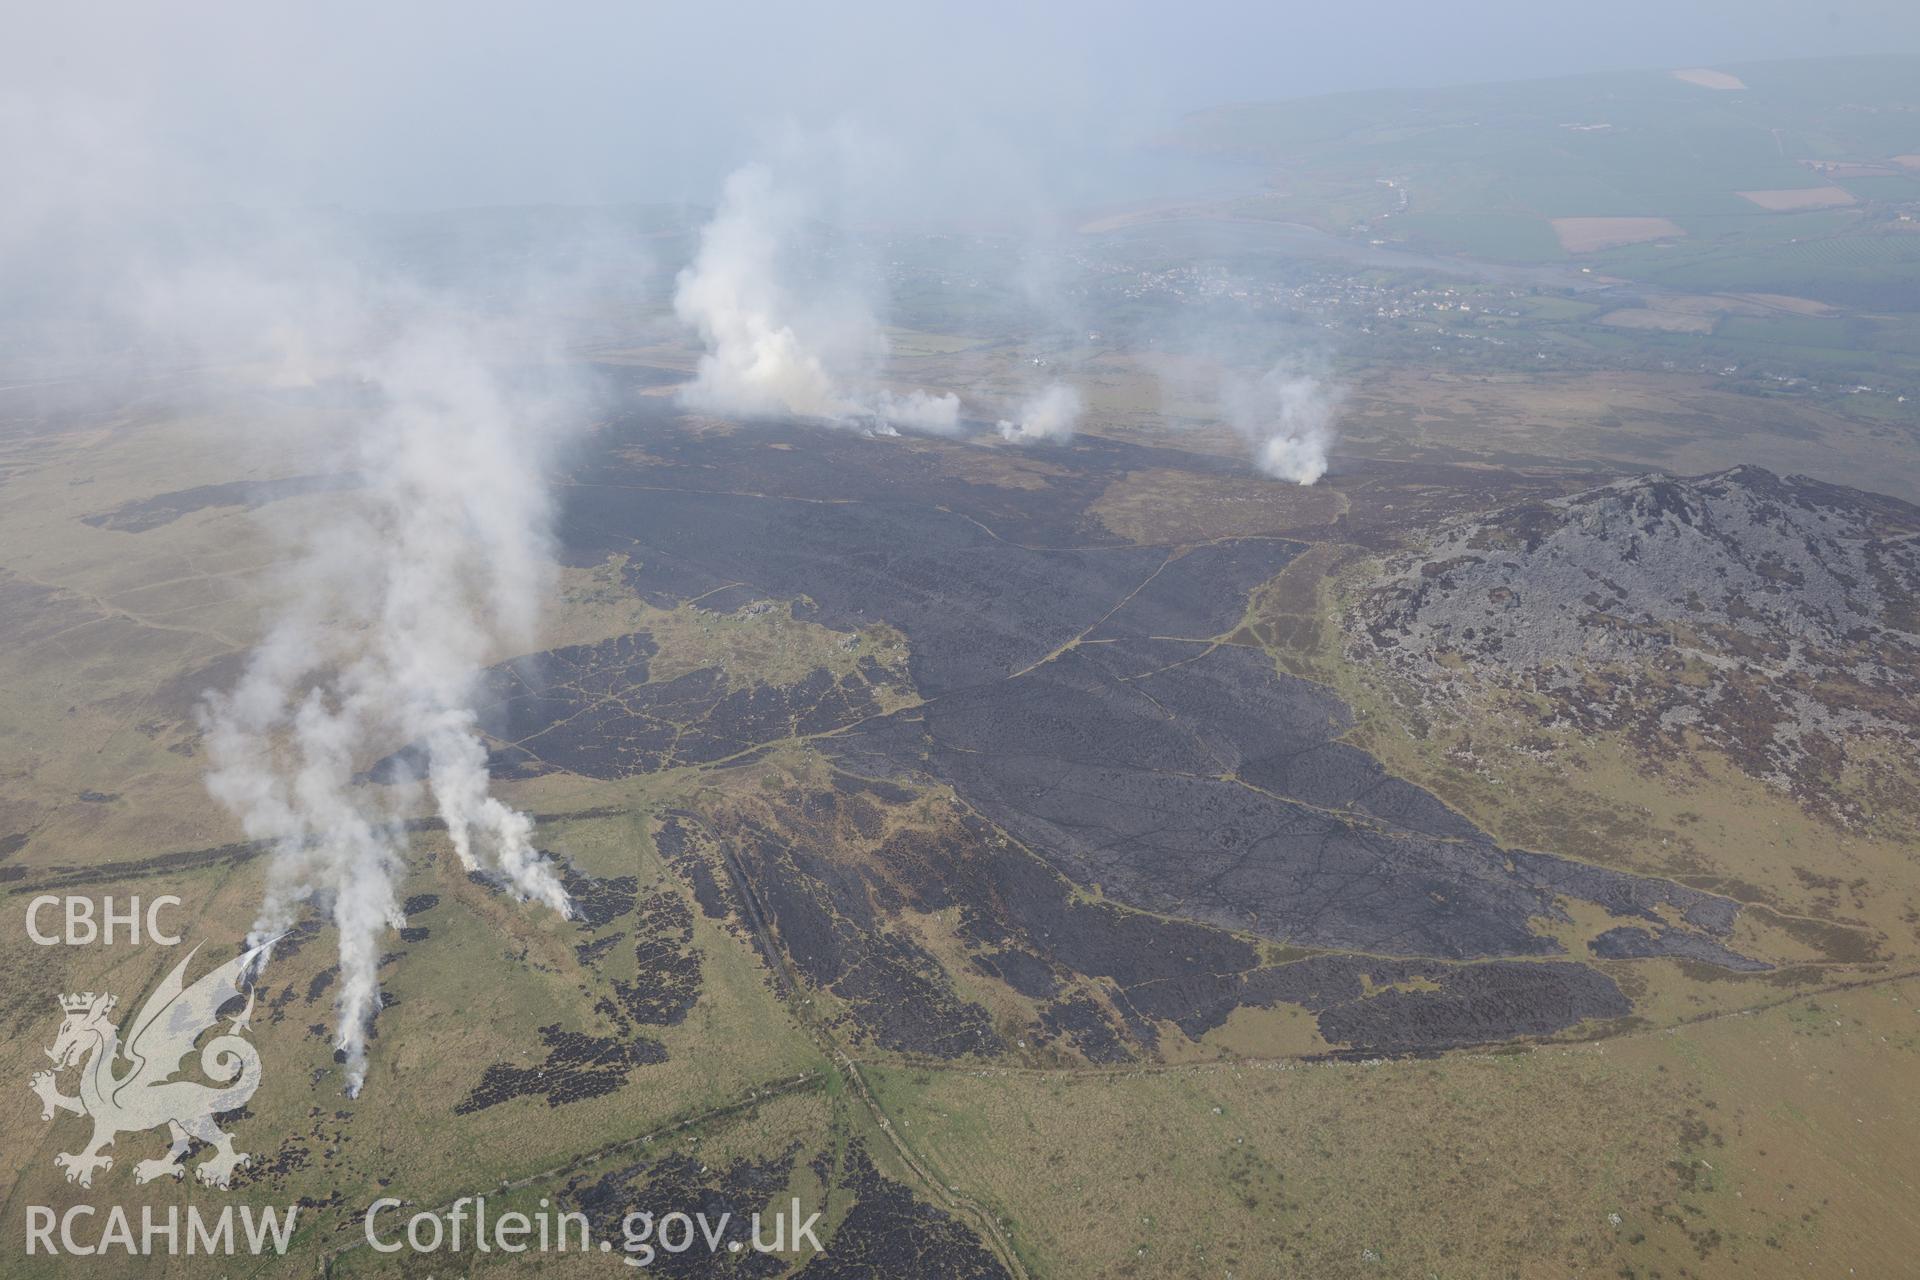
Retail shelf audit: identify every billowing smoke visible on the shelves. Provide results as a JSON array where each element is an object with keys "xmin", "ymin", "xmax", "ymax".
[
  {"xmin": 0, "ymin": 81, "xmax": 621, "ymax": 1095},
  {"xmin": 673, "ymin": 164, "xmax": 846, "ymax": 420},
  {"xmin": 674, "ymin": 160, "xmax": 960, "ymax": 433},
  {"xmin": 1224, "ymin": 365, "xmax": 1341, "ymax": 485},
  {"xmin": 997, "ymin": 382, "xmax": 1083, "ymax": 445},
  {"xmin": 870, "ymin": 388, "xmax": 962, "ymax": 435},
  {"xmin": 188, "ymin": 263, "xmax": 594, "ymax": 1096}
]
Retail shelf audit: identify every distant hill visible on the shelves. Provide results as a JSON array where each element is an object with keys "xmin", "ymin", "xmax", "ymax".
[{"xmin": 1167, "ymin": 55, "xmax": 1920, "ymax": 306}]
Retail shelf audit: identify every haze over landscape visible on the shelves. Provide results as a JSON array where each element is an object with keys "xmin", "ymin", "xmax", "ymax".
[{"xmin": 3, "ymin": 4, "xmax": 1920, "ymax": 1278}]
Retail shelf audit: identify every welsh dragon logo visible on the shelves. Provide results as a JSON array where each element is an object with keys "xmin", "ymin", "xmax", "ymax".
[{"xmin": 30, "ymin": 939, "xmax": 273, "ymax": 1189}]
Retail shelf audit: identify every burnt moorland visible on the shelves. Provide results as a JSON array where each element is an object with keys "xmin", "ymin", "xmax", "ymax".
[{"xmin": 485, "ymin": 412, "xmax": 1768, "ymax": 1059}]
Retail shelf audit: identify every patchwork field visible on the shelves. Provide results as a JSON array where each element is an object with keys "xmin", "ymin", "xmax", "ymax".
[
  {"xmin": 1737, "ymin": 186, "xmax": 1856, "ymax": 211},
  {"xmin": 1595, "ymin": 307, "xmax": 1717, "ymax": 333},
  {"xmin": 1671, "ymin": 67, "xmax": 1747, "ymax": 90},
  {"xmin": 1163, "ymin": 53, "xmax": 1920, "ymax": 310},
  {"xmin": 1551, "ymin": 217, "xmax": 1687, "ymax": 253}
]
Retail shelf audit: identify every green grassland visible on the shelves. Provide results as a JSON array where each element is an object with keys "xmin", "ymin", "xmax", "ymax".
[
  {"xmin": 866, "ymin": 975, "xmax": 1920, "ymax": 1279},
  {"xmin": 0, "ymin": 798, "xmax": 828, "ymax": 1277}
]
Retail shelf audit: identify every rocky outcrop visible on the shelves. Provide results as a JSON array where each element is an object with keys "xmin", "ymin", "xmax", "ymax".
[{"xmin": 1351, "ymin": 466, "xmax": 1920, "ymax": 819}]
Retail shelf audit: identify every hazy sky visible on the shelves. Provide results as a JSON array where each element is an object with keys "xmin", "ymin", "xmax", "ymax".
[{"xmin": 6, "ymin": 0, "xmax": 1919, "ymax": 209}]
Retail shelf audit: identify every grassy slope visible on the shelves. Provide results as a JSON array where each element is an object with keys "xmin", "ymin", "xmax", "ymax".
[{"xmin": 868, "ymin": 975, "xmax": 1920, "ymax": 1279}]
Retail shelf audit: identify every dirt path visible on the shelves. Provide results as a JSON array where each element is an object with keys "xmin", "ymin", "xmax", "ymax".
[{"xmin": 702, "ymin": 812, "xmax": 1035, "ymax": 1280}]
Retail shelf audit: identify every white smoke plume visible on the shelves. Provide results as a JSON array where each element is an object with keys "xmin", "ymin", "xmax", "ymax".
[
  {"xmin": 1224, "ymin": 365, "xmax": 1341, "ymax": 485},
  {"xmin": 996, "ymin": 382, "xmax": 1083, "ymax": 445},
  {"xmin": 0, "ymin": 86, "xmax": 614, "ymax": 1094},
  {"xmin": 191, "ymin": 267, "xmax": 589, "ymax": 1096},
  {"xmin": 674, "ymin": 160, "xmax": 960, "ymax": 433},
  {"xmin": 870, "ymin": 387, "xmax": 963, "ymax": 434}
]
